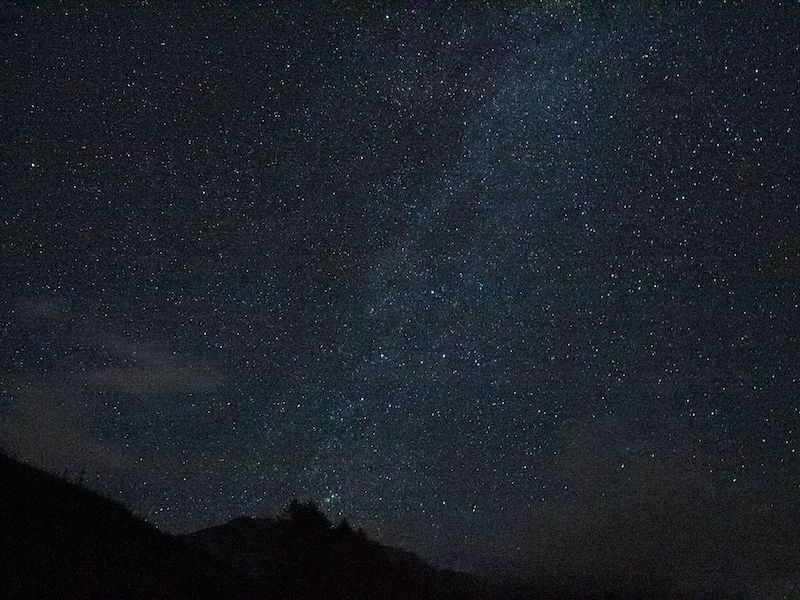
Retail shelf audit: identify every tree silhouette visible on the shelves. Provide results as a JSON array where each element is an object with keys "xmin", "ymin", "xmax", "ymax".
[
  {"xmin": 283, "ymin": 499, "xmax": 331, "ymax": 532},
  {"xmin": 335, "ymin": 517, "xmax": 353, "ymax": 536}
]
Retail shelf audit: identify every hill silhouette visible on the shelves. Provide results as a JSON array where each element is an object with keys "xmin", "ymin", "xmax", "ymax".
[
  {"xmin": 183, "ymin": 499, "xmax": 485, "ymax": 600},
  {"xmin": 0, "ymin": 451, "xmax": 259, "ymax": 599},
  {"xmin": 0, "ymin": 451, "xmax": 484, "ymax": 600}
]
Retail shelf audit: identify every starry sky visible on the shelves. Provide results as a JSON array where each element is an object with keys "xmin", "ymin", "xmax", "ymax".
[{"xmin": 2, "ymin": 0, "xmax": 799, "ymax": 595}]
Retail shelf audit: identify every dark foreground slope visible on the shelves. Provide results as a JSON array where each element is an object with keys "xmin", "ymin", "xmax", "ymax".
[
  {"xmin": 183, "ymin": 501, "xmax": 486, "ymax": 600},
  {"xmin": 0, "ymin": 453, "xmax": 484, "ymax": 600},
  {"xmin": 0, "ymin": 452, "xmax": 259, "ymax": 600}
]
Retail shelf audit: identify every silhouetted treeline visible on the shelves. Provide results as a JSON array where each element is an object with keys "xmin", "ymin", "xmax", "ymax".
[
  {"xmin": 184, "ymin": 499, "xmax": 485, "ymax": 600},
  {"xmin": 0, "ymin": 450, "xmax": 768, "ymax": 600},
  {"xmin": 0, "ymin": 451, "xmax": 482, "ymax": 600}
]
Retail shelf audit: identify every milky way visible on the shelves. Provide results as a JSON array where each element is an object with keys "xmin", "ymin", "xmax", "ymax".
[{"xmin": 3, "ymin": 2, "xmax": 799, "ymax": 593}]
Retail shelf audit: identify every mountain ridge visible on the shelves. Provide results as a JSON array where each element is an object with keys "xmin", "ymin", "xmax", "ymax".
[
  {"xmin": 180, "ymin": 500, "xmax": 485, "ymax": 600},
  {"xmin": 0, "ymin": 451, "xmax": 484, "ymax": 600}
]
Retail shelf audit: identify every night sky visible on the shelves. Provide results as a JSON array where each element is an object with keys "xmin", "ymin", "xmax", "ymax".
[{"xmin": 2, "ymin": 1, "xmax": 799, "ymax": 595}]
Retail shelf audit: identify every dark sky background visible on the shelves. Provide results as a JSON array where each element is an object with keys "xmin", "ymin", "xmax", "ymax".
[{"xmin": 2, "ymin": 1, "xmax": 799, "ymax": 596}]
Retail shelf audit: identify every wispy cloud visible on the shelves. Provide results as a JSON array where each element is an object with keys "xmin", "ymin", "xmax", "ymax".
[{"xmin": 2, "ymin": 295, "xmax": 228, "ymax": 477}]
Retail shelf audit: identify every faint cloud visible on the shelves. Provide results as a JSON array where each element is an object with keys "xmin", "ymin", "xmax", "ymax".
[
  {"xmin": 2, "ymin": 295, "xmax": 228, "ymax": 480},
  {"xmin": 83, "ymin": 332, "xmax": 225, "ymax": 396},
  {"xmin": 15, "ymin": 295, "xmax": 66, "ymax": 320}
]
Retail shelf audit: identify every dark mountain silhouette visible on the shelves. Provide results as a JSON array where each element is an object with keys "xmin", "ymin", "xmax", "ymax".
[
  {"xmin": 3, "ymin": 449, "xmax": 789, "ymax": 599},
  {"xmin": 0, "ymin": 451, "xmax": 485, "ymax": 599},
  {"xmin": 0, "ymin": 451, "xmax": 259, "ymax": 599},
  {"xmin": 182, "ymin": 499, "xmax": 486, "ymax": 600}
]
